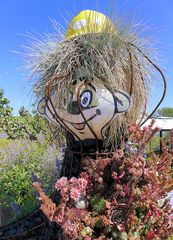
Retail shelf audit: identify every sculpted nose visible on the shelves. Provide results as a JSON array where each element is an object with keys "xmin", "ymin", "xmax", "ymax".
[{"xmin": 67, "ymin": 101, "xmax": 80, "ymax": 115}]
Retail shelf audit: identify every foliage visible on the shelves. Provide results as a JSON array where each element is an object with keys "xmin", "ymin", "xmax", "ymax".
[
  {"xmin": 0, "ymin": 88, "xmax": 51, "ymax": 140},
  {"xmin": 13, "ymin": 109, "xmax": 51, "ymax": 140},
  {"xmin": 0, "ymin": 137, "xmax": 61, "ymax": 222},
  {"xmin": 34, "ymin": 120, "xmax": 173, "ymax": 240},
  {"xmin": 155, "ymin": 107, "xmax": 173, "ymax": 117},
  {"xmin": 0, "ymin": 138, "xmax": 11, "ymax": 148},
  {"xmin": 90, "ymin": 196, "xmax": 107, "ymax": 214},
  {"xmin": 0, "ymin": 88, "xmax": 13, "ymax": 136},
  {"xmin": 148, "ymin": 135, "xmax": 160, "ymax": 153}
]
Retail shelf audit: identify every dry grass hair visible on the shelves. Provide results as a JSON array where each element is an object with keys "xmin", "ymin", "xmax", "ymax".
[{"xmin": 24, "ymin": 14, "xmax": 165, "ymax": 146}]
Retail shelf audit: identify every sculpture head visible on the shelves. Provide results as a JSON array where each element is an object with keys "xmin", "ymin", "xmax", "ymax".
[
  {"xmin": 38, "ymin": 76, "xmax": 131, "ymax": 141},
  {"xmin": 27, "ymin": 10, "xmax": 165, "ymax": 144}
]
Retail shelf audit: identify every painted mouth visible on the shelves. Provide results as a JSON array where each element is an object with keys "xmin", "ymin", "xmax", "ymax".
[
  {"xmin": 71, "ymin": 122, "xmax": 86, "ymax": 130},
  {"xmin": 63, "ymin": 109, "xmax": 101, "ymax": 131}
]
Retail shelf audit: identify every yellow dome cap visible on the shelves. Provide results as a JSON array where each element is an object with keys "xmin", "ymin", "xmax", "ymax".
[{"xmin": 66, "ymin": 10, "xmax": 116, "ymax": 39}]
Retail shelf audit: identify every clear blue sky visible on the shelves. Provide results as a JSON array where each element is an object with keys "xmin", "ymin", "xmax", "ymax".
[{"xmin": 0, "ymin": 0, "xmax": 173, "ymax": 115}]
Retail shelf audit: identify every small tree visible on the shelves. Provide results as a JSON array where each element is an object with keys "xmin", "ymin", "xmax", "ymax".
[
  {"xmin": 0, "ymin": 89, "xmax": 14, "ymax": 137},
  {"xmin": 19, "ymin": 106, "xmax": 30, "ymax": 117},
  {"xmin": 155, "ymin": 107, "xmax": 173, "ymax": 117},
  {"xmin": 0, "ymin": 89, "xmax": 51, "ymax": 140}
]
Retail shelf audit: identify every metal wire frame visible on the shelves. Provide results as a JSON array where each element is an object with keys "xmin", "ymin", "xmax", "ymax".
[
  {"xmin": 76, "ymin": 82, "xmax": 99, "ymax": 155},
  {"xmin": 115, "ymin": 33, "xmax": 166, "ymax": 126},
  {"xmin": 45, "ymin": 74, "xmax": 83, "ymax": 154},
  {"xmin": 46, "ymin": 74, "xmax": 111, "ymax": 159},
  {"xmin": 45, "ymin": 74, "xmax": 119, "ymax": 157},
  {"xmin": 133, "ymin": 54, "xmax": 148, "ymax": 126},
  {"xmin": 127, "ymin": 50, "xmax": 134, "ymax": 96},
  {"xmin": 0, "ymin": 208, "xmax": 45, "ymax": 239},
  {"xmin": 128, "ymin": 49, "xmax": 148, "ymax": 126},
  {"xmin": 44, "ymin": 43, "xmax": 166, "ymax": 157},
  {"xmin": 127, "ymin": 42, "xmax": 167, "ymax": 126},
  {"xmin": 125, "ymin": 44, "xmax": 166, "ymax": 127}
]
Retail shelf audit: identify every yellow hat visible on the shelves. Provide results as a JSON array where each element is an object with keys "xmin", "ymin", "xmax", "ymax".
[{"xmin": 66, "ymin": 10, "xmax": 116, "ymax": 39}]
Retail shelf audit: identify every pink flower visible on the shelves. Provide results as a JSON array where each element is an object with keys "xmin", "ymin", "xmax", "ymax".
[
  {"xmin": 70, "ymin": 188, "xmax": 81, "ymax": 201},
  {"xmin": 143, "ymin": 126, "xmax": 150, "ymax": 133},
  {"xmin": 55, "ymin": 177, "xmax": 68, "ymax": 190},
  {"xmin": 129, "ymin": 125, "xmax": 137, "ymax": 133},
  {"xmin": 78, "ymin": 178, "xmax": 88, "ymax": 191},
  {"xmin": 85, "ymin": 237, "xmax": 92, "ymax": 240},
  {"xmin": 62, "ymin": 220, "xmax": 78, "ymax": 238},
  {"xmin": 69, "ymin": 177, "xmax": 78, "ymax": 184}
]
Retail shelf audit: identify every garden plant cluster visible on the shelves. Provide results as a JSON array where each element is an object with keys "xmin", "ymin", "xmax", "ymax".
[{"xmin": 34, "ymin": 121, "xmax": 173, "ymax": 240}]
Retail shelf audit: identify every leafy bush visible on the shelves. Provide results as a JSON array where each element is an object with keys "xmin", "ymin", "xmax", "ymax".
[
  {"xmin": 0, "ymin": 138, "xmax": 11, "ymax": 148},
  {"xmin": 0, "ymin": 137, "xmax": 62, "ymax": 222},
  {"xmin": 0, "ymin": 88, "xmax": 51, "ymax": 140}
]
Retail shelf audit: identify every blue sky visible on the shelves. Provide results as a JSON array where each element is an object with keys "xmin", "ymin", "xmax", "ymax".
[{"xmin": 0, "ymin": 0, "xmax": 173, "ymax": 115}]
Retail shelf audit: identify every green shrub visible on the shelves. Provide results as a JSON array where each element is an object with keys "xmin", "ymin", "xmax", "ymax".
[
  {"xmin": 0, "ymin": 138, "xmax": 11, "ymax": 148},
  {"xmin": 0, "ymin": 137, "xmax": 61, "ymax": 222}
]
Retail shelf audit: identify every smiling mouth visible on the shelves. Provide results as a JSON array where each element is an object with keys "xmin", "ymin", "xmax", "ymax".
[
  {"xmin": 64, "ymin": 109, "xmax": 101, "ymax": 131},
  {"xmin": 71, "ymin": 122, "xmax": 86, "ymax": 130}
]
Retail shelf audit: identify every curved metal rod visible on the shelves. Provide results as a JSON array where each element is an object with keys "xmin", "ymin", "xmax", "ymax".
[
  {"xmin": 127, "ymin": 43, "xmax": 167, "ymax": 126},
  {"xmin": 127, "ymin": 49, "xmax": 134, "ymax": 96},
  {"xmin": 45, "ymin": 74, "xmax": 83, "ymax": 153},
  {"xmin": 133, "ymin": 54, "xmax": 148, "ymax": 126},
  {"xmin": 76, "ymin": 82, "xmax": 99, "ymax": 155},
  {"xmin": 46, "ymin": 92, "xmax": 84, "ymax": 154},
  {"xmin": 124, "ymin": 48, "xmax": 134, "ymax": 120},
  {"xmin": 94, "ymin": 75, "xmax": 125, "ymax": 150},
  {"xmin": 66, "ymin": 148, "xmax": 115, "ymax": 157}
]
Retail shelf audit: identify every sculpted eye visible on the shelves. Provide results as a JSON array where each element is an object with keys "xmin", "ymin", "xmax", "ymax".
[{"xmin": 80, "ymin": 90, "xmax": 92, "ymax": 108}]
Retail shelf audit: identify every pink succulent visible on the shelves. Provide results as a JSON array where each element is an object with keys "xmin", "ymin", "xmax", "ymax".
[
  {"xmin": 69, "ymin": 177, "xmax": 78, "ymax": 184},
  {"xmin": 70, "ymin": 188, "xmax": 81, "ymax": 202},
  {"xmin": 55, "ymin": 177, "xmax": 68, "ymax": 190},
  {"xmin": 62, "ymin": 220, "xmax": 78, "ymax": 239},
  {"xmin": 129, "ymin": 125, "xmax": 137, "ymax": 133},
  {"xmin": 78, "ymin": 178, "xmax": 88, "ymax": 191}
]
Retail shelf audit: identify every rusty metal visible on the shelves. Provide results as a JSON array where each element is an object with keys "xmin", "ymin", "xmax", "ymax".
[
  {"xmin": 0, "ymin": 208, "xmax": 44, "ymax": 239},
  {"xmin": 133, "ymin": 54, "xmax": 147, "ymax": 126},
  {"xmin": 0, "ymin": 193, "xmax": 62, "ymax": 240},
  {"xmin": 128, "ymin": 50, "xmax": 134, "ymax": 96},
  {"xmin": 66, "ymin": 148, "xmax": 116, "ymax": 157},
  {"xmin": 127, "ymin": 43, "xmax": 167, "ymax": 126},
  {"xmin": 46, "ymin": 74, "xmax": 84, "ymax": 154},
  {"xmin": 76, "ymin": 82, "xmax": 99, "ymax": 155}
]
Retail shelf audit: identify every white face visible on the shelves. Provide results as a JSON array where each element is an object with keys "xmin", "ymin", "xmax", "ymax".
[{"xmin": 38, "ymin": 83, "xmax": 131, "ymax": 141}]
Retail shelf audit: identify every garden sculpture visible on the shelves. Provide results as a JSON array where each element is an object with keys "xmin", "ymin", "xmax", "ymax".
[{"xmin": 1, "ymin": 10, "xmax": 173, "ymax": 240}]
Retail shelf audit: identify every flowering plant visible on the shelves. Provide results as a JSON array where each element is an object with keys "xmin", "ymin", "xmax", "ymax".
[{"xmin": 33, "ymin": 121, "xmax": 173, "ymax": 239}]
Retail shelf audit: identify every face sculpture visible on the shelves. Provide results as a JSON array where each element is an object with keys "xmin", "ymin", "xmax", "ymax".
[
  {"xmin": 37, "ymin": 10, "xmax": 130, "ymax": 141},
  {"xmin": 38, "ymin": 78, "xmax": 131, "ymax": 141},
  {"xmin": 35, "ymin": 9, "xmax": 153, "ymax": 142},
  {"xmin": 28, "ymin": 9, "xmax": 165, "ymax": 145}
]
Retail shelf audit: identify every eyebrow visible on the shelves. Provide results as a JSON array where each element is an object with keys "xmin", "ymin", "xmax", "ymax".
[{"xmin": 88, "ymin": 83, "xmax": 96, "ymax": 92}]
